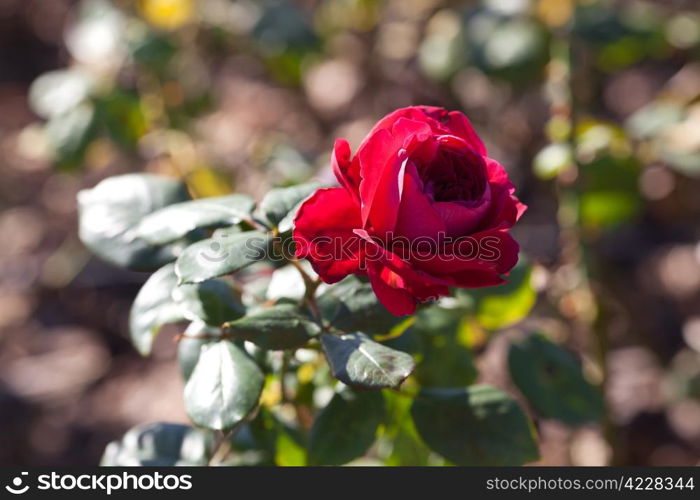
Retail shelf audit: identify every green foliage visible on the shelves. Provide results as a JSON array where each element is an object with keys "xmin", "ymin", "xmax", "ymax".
[
  {"xmin": 317, "ymin": 276, "xmax": 406, "ymax": 335},
  {"xmin": 321, "ymin": 332, "xmax": 416, "ymax": 390},
  {"xmin": 101, "ymin": 422, "xmax": 214, "ymax": 466},
  {"xmin": 174, "ymin": 231, "xmax": 271, "ymax": 284},
  {"xmin": 411, "ymin": 386, "xmax": 539, "ymax": 466},
  {"xmin": 412, "ymin": 307, "xmax": 477, "ymax": 388},
  {"xmin": 258, "ymin": 182, "xmax": 321, "ymax": 230},
  {"xmin": 508, "ymin": 334, "xmax": 604, "ymax": 425},
  {"xmin": 473, "ymin": 263, "xmax": 537, "ymax": 331},
  {"xmin": 78, "ymin": 173, "xmax": 193, "ymax": 270},
  {"xmin": 129, "ymin": 263, "xmax": 185, "ymax": 355},
  {"xmin": 308, "ymin": 386, "xmax": 385, "ymax": 465},
  {"xmin": 177, "ymin": 321, "xmax": 220, "ymax": 381},
  {"xmin": 184, "ymin": 340, "xmax": 265, "ymax": 431},
  {"xmin": 137, "ymin": 194, "xmax": 256, "ymax": 245},
  {"xmin": 223, "ymin": 303, "xmax": 320, "ymax": 350},
  {"xmin": 578, "ymin": 155, "xmax": 641, "ymax": 229},
  {"xmin": 172, "ymin": 279, "xmax": 244, "ymax": 326}
]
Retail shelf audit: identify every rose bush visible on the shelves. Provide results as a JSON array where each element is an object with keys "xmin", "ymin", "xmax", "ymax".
[
  {"xmin": 77, "ymin": 107, "xmax": 552, "ymax": 467},
  {"xmin": 293, "ymin": 106, "xmax": 526, "ymax": 315}
]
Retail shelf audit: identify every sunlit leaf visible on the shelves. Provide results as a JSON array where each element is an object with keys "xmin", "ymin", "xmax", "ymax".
[
  {"xmin": 101, "ymin": 422, "xmax": 213, "ymax": 466},
  {"xmin": 474, "ymin": 264, "xmax": 537, "ymax": 331},
  {"xmin": 178, "ymin": 321, "xmax": 220, "ymax": 381},
  {"xmin": 45, "ymin": 103, "xmax": 97, "ymax": 171},
  {"xmin": 78, "ymin": 173, "xmax": 192, "ymax": 270},
  {"xmin": 258, "ymin": 182, "xmax": 321, "ymax": 229},
  {"xmin": 129, "ymin": 263, "xmax": 185, "ymax": 355},
  {"xmin": 321, "ymin": 332, "xmax": 415, "ymax": 390},
  {"xmin": 137, "ymin": 194, "xmax": 255, "ymax": 245},
  {"xmin": 184, "ymin": 340, "xmax": 264, "ymax": 431},
  {"xmin": 174, "ymin": 230, "xmax": 271, "ymax": 284},
  {"xmin": 29, "ymin": 69, "xmax": 92, "ymax": 119}
]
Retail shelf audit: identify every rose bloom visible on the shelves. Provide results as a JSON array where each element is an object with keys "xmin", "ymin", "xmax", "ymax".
[{"xmin": 293, "ymin": 106, "xmax": 526, "ymax": 315}]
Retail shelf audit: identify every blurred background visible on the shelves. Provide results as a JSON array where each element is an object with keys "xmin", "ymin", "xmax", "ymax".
[{"xmin": 1, "ymin": 0, "xmax": 699, "ymax": 466}]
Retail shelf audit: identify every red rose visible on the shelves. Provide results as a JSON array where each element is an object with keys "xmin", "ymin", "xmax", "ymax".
[{"xmin": 293, "ymin": 106, "xmax": 526, "ymax": 315}]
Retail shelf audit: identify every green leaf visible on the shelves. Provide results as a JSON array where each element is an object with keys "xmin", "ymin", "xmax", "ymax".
[
  {"xmin": 318, "ymin": 276, "xmax": 406, "ymax": 335},
  {"xmin": 460, "ymin": 261, "xmax": 536, "ymax": 331},
  {"xmin": 578, "ymin": 155, "xmax": 641, "ymax": 229},
  {"xmin": 184, "ymin": 340, "xmax": 264, "ymax": 431},
  {"xmin": 178, "ymin": 321, "xmax": 220, "ymax": 381},
  {"xmin": 258, "ymin": 182, "xmax": 320, "ymax": 228},
  {"xmin": 321, "ymin": 332, "xmax": 415, "ymax": 389},
  {"xmin": 508, "ymin": 334, "xmax": 604, "ymax": 425},
  {"xmin": 172, "ymin": 279, "xmax": 244, "ymax": 326},
  {"xmin": 100, "ymin": 422, "xmax": 214, "ymax": 466},
  {"xmin": 77, "ymin": 173, "xmax": 192, "ymax": 270},
  {"xmin": 94, "ymin": 89, "xmax": 147, "ymax": 148},
  {"xmin": 45, "ymin": 103, "xmax": 97, "ymax": 171},
  {"xmin": 137, "ymin": 194, "xmax": 256, "ymax": 245},
  {"xmin": 275, "ymin": 427, "xmax": 307, "ymax": 466},
  {"xmin": 223, "ymin": 303, "xmax": 319, "ymax": 350},
  {"xmin": 411, "ymin": 386, "xmax": 539, "ymax": 466},
  {"xmin": 129, "ymin": 263, "xmax": 185, "ymax": 355},
  {"xmin": 412, "ymin": 306, "xmax": 477, "ymax": 387},
  {"xmin": 308, "ymin": 386, "xmax": 385, "ymax": 465},
  {"xmin": 175, "ymin": 230, "xmax": 270, "ymax": 284}
]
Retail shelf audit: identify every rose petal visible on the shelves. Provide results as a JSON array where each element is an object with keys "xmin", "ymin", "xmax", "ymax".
[
  {"xmin": 395, "ymin": 162, "xmax": 445, "ymax": 239},
  {"xmin": 293, "ymin": 187, "xmax": 363, "ymax": 283},
  {"xmin": 331, "ymin": 138, "xmax": 360, "ymax": 202}
]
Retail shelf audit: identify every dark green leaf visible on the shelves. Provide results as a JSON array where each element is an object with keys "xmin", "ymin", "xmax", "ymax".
[
  {"xmin": 129, "ymin": 263, "xmax": 185, "ymax": 355},
  {"xmin": 412, "ymin": 306, "xmax": 477, "ymax": 387},
  {"xmin": 321, "ymin": 332, "xmax": 415, "ymax": 389},
  {"xmin": 175, "ymin": 230, "xmax": 270, "ymax": 284},
  {"xmin": 411, "ymin": 386, "xmax": 539, "ymax": 466},
  {"xmin": 223, "ymin": 303, "xmax": 319, "ymax": 350},
  {"xmin": 137, "ymin": 194, "xmax": 256, "ymax": 245},
  {"xmin": 184, "ymin": 340, "xmax": 264, "ymax": 431},
  {"xmin": 178, "ymin": 321, "xmax": 220, "ymax": 381},
  {"xmin": 318, "ymin": 276, "xmax": 406, "ymax": 335},
  {"xmin": 100, "ymin": 422, "xmax": 213, "ymax": 466},
  {"xmin": 508, "ymin": 334, "xmax": 604, "ymax": 425},
  {"xmin": 308, "ymin": 386, "xmax": 385, "ymax": 465},
  {"xmin": 78, "ymin": 174, "xmax": 192, "ymax": 270},
  {"xmin": 258, "ymin": 182, "xmax": 320, "ymax": 228},
  {"xmin": 172, "ymin": 279, "xmax": 244, "ymax": 326},
  {"xmin": 94, "ymin": 89, "xmax": 147, "ymax": 148}
]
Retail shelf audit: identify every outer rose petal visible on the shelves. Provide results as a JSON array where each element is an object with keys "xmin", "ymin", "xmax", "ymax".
[
  {"xmin": 360, "ymin": 106, "xmax": 487, "ymax": 156},
  {"xmin": 355, "ymin": 229, "xmax": 450, "ymax": 314},
  {"xmin": 479, "ymin": 158, "xmax": 527, "ymax": 230},
  {"xmin": 367, "ymin": 264, "xmax": 417, "ymax": 316},
  {"xmin": 331, "ymin": 138, "xmax": 360, "ymax": 202},
  {"xmin": 413, "ymin": 229, "xmax": 520, "ymax": 279},
  {"xmin": 293, "ymin": 187, "xmax": 363, "ymax": 283}
]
